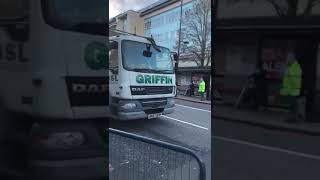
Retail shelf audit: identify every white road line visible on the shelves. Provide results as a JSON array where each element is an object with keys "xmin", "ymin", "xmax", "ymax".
[
  {"xmin": 175, "ymin": 104, "xmax": 211, "ymax": 113},
  {"xmin": 213, "ymin": 135, "xmax": 320, "ymax": 161},
  {"xmin": 162, "ymin": 115, "xmax": 209, "ymax": 131}
]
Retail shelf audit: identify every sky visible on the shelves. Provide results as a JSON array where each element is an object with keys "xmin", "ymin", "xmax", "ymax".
[{"xmin": 109, "ymin": 0, "xmax": 159, "ymax": 18}]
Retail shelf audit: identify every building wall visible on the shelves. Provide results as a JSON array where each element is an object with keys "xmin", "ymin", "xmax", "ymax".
[
  {"xmin": 126, "ymin": 10, "xmax": 144, "ymax": 35},
  {"xmin": 142, "ymin": 0, "xmax": 193, "ymax": 19},
  {"xmin": 110, "ymin": 10, "xmax": 144, "ymax": 36}
]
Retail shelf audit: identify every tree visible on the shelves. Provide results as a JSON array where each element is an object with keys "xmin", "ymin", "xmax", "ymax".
[
  {"xmin": 174, "ymin": 0, "xmax": 211, "ymax": 67},
  {"xmin": 227, "ymin": 0, "xmax": 320, "ymax": 16}
]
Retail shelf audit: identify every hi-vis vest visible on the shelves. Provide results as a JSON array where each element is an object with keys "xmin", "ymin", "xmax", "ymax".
[
  {"xmin": 280, "ymin": 62, "xmax": 302, "ymax": 97},
  {"xmin": 198, "ymin": 80, "xmax": 206, "ymax": 93}
]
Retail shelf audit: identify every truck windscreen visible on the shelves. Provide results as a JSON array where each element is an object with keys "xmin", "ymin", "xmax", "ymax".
[
  {"xmin": 121, "ymin": 40, "xmax": 174, "ymax": 74},
  {"xmin": 42, "ymin": 0, "xmax": 106, "ymax": 35}
]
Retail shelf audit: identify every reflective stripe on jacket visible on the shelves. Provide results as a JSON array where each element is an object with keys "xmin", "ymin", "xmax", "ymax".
[
  {"xmin": 198, "ymin": 81, "xmax": 206, "ymax": 93},
  {"xmin": 280, "ymin": 62, "xmax": 302, "ymax": 96}
]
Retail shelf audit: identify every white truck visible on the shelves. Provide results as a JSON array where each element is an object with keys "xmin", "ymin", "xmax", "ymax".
[{"xmin": 108, "ymin": 31, "xmax": 176, "ymax": 120}]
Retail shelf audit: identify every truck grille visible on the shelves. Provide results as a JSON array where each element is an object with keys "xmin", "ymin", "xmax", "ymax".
[
  {"xmin": 131, "ymin": 86, "xmax": 173, "ymax": 95},
  {"xmin": 65, "ymin": 76, "xmax": 108, "ymax": 106},
  {"xmin": 140, "ymin": 98, "xmax": 167, "ymax": 110}
]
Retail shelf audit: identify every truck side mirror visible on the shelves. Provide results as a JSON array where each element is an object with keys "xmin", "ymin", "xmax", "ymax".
[
  {"xmin": 110, "ymin": 41, "xmax": 118, "ymax": 50},
  {"xmin": 143, "ymin": 44, "xmax": 152, "ymax": 57},
  {"xmin": 110, "ymin": 66, "xmax": 119, "ymax": 74},
  {"xmin": 143, "ymin": 50, "xmax": 152, "ymax": 57},
  {"xmin": 174, "ymin": 63, "xmax": 178, "ymax": 73}
]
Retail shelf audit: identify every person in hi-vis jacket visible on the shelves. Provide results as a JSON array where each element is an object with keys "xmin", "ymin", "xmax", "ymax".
[
  {"xmin": 280, "ymin": 52, "xmax": 302, "ymax": 122},
  {"xmin": 198, "ymin": 78, "xmax": 206, "ymax": 101}
]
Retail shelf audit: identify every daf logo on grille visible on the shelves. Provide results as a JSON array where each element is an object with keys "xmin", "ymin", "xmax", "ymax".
[
  {"xmin": 72, "ymin": 84, "xmax": 107, "ymax": 93},
  {"xmin": 132, "ymin": 87, "xmax": 145, "ymax": 91}
]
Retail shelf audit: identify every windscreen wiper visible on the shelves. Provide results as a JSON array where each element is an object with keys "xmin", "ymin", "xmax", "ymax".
[
  {"xmin": 132, "ymin": 68, "xmax": 156, "ymax": 73},
  {"xmin": 146, "ymin": 36, "xmax": 161, "ymax": 52},
  {"xmin": 133, "ymin": 68, "xmax": 173, "ymax": 74},
  {"xmin": 159, "ymin": 70, "xmax": 174, "ymax": 73}
]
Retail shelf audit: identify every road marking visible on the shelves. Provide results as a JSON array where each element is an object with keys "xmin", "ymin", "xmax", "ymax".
[
  {"xmin": 162, "ymin": 115, "xmax": 209, "ymax": 131},
  {"xmin": 175, "ymin": 104, "xmax": 211, "ymax": 113},
  {"xmin": 213, "ymin": 135, "xmax": 320, "ymax": 161}
]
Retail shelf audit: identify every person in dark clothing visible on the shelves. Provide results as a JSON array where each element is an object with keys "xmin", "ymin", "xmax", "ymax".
[
  {"xmin": 253, "ymin": 68, "xmax": 268, "ymax": 109},
  {"xmin": 244, "ymin": 67, "xmax": 268, "ymax": 110},
  {"xmin": 190, "ymin": 81, "xmax": 195, "ymax": 97}
]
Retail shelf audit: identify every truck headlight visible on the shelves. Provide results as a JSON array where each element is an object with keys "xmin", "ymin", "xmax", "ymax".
[
  {"xmin": 119, "ymin": 100, "xmax": 137, "ymax": 110},
  {"xmin": 121, "ymin": 103, "xmax": 137, "ymax": 109},
  {"xmin": 32, "ymin": 131, "xmax": 86, "ymax": 150}
]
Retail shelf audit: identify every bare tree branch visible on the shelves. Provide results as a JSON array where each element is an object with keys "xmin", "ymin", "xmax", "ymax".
[
  {"xmin": 175, "ymin": 0, "xmax": 211, "ymax": 67},
  {"xmin": 265, "ymin": 0, "xmax": 286, "ymax": 16}
]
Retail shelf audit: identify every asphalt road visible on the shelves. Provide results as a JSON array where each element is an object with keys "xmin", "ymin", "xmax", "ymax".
[
  {"xmin": 213, "ymin": 119, "xmax": 320, "ymax": 180},
  {"xmin": 109, "ymin": 99, "xmax": 211, "ymax": 180}
]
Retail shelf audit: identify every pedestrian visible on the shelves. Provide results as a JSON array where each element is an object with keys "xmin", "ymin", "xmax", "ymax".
[
  {"xmin": 190, "ymin": 80, "xmax": 195, "ymax": 97},
  {"xmin": 280, "ymin": 52, "xmax": 302, "ymax": 122},
  {"xmin": 248, "ymin": 66, "xmax": 268, "ymax": 110},
  {"xmin": 198, "ymin": 78, "xmax": 206, "ymax": 101}
]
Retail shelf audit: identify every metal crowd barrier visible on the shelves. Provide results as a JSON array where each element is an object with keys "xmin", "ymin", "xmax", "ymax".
[{"xmin": 108, "ymin": 128, "xmax": 206, "ymax": 180}]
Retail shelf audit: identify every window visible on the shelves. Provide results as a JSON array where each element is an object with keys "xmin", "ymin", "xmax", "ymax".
[
  {"xmin": 0, "ymin": 0, "xmax": 29, "ymax": 21},
  {"xmin": 42, "ymin": 0, "xmax": 107, "ymax": 33},
  {"xmin": 171, "ymin": 31, "xmax": 175, "ymax": 40},
  {"xmin": 123, "ymin": 18, "xmax": 128, "ymax": 32},
  {"xmin": 165, "ymin": 32, "xmax": 168, "ymax": 40},
  {"xmin": 109, "ymin": 41, "xmax": 118, "ymax": 71},
  {"xmin": 121, "ymin": 40, "xmax": 173, "ymax": 73},
  {"xmin": 144, "ymin": 21, "xmax": 151, "ymax": 30}
]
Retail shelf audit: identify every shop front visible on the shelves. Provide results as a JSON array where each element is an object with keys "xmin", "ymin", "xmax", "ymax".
[
  {"xmin": 215, "ymin": 0, "xmax": 320, "ymax": 122},
  {"xmin": 177, "ymin": 67, "xmax": 211, "ymax": 99}
]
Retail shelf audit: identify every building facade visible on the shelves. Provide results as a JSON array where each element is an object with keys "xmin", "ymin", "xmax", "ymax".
[{"xmin": 140, "ymin": 0, "xmax": 193, "ymax": 51}]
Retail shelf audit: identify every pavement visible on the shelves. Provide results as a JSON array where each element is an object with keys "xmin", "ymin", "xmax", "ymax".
[
  {"xmin": 175, "ymin": 95, "xmax": 211, "ymax": 105},
  {"xmin": 177, "ymin": 95, "xmax": 320, "ymax": 135}
]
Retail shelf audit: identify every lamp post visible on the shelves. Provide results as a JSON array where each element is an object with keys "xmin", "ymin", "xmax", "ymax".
[{"xmin": 175, "ymin": 0, "xmax": 183, "ymax": 73}]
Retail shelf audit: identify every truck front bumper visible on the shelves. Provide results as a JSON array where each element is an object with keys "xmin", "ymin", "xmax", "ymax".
[
  {"xmin": 111, "ymin": 97, "xmax": 175, "ymax": 121},
  {"xmin": 116, "ymin": 107, "xmax": 174, "ymax": 120}
]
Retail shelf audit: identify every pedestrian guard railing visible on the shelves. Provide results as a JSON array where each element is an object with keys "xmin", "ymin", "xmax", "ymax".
[{"xmin": 108, "ymin": 128, "xmax": 206, "ymax": 180}]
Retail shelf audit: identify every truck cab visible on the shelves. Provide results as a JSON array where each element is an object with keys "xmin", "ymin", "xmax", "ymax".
[
  {"xmin": 0, "ymin": 0, "xmax": 108, "ymax": 120},
  {"xmin": 109, "ymin": 34, "xmax": 176, "ymax": 120}
]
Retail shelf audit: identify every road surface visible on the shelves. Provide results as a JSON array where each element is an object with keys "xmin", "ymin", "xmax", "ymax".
[
  {"xmin": 110, "ymin": 99, "xmax": 211, "ymax": 180},
  {"xmin": 213, "ymin": 119, "xmax": 320, "ymax": 180}
]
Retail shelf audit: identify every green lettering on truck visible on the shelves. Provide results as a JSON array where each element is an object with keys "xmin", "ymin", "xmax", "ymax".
[
  {"xmin": 136, "ymin": 74, "xmax": 144, "ymax": 84},
  {"xmin": 135, "ymin": 74, "xmax": 173, "ymax": 84}
]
